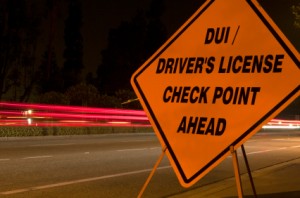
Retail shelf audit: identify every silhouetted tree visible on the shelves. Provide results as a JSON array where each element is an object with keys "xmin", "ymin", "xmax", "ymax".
[
  {"xmin": 44, "ymin": 0, "xmax": 59, "ymax": 81},
  {"xmin": 258, "ymin": 0, "xmax": 300, "ymax": 55},
  {"xmin": 145, "ymin": 0, "xmax": 167, "ymax": 55},
  {"xmin": 0, "ymin": 0, "xmax": 24, "ymax": 100},
  {"xmin": 62, "ymin": 0, "xmax": 84, "ymax": 91},
  {"xmin": 97, "ymin": 94, "xmax": 122, "ymax": 108},
  {"xmin": 37, "ymin": 48, "xmax": 62, "ymax": 93},
  {"xmin": 14, "ymin": 1, "xmax": 42, "ymax": 102},
  {"xmin": 96, "ymin": 0, "xmax": 167, "ymax": 95},
  {"xmin": 65, "ymin": 83, "xmax": 100, "ymax": 106},
  {"xmin": 292, "ymin": 3, "xmax": 300, "ymax": 28},
  {"xmin": 97, "ymin": 13, "xmax": 147, "ymax": 94},
  {"xmin": 39, "ymin": 91, "xmax": 69, "ymax": 105},
  {"xmin": 0, "ymin": 0, "xmax": 42, "ymax": 102}
]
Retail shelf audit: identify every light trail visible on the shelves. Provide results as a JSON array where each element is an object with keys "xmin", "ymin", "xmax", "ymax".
[
  {"xmin": 0, "ymin": 101, "xmax": 298, "ymax": 128},
  {"xmin": 0, "ymin": 102, "xmax": 150, "ymax": 127}
]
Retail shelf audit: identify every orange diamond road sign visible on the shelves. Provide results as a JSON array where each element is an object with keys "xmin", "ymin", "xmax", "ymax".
[{"xmin": 131, "ymin": 0, "xmax": 300, "ymax": 187}]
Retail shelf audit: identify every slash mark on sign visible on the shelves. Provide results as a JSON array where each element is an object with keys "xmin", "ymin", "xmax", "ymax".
[{"xmin": 232, "ymin": 26, "xmax": 240, "ymax": 45}]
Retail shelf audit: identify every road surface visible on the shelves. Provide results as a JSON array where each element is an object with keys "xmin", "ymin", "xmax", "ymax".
[{"xmin": 0, "ymin": 130, "xmax": 300, "ymax": 197}]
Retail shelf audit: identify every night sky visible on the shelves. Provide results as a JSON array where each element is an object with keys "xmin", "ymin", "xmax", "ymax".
[{"xmin": 50, "ymin": 0, "xmax": 300, "ymax": 76}]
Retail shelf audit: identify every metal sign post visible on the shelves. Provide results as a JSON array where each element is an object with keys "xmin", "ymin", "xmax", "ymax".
[
  {"xmin": 137, "ymin": 146, "xmax": 167, "ymax": 198},
  {"xmin": 230, "ymin": 144, "xmax": 258, "ymax": 198},
  {"xmin": 231, "ymin": 146, "xmax": 243, "ymax": 198},
  {"xmin": 241, "ymin": 145, "xmax": 257, "ymax": 197}
]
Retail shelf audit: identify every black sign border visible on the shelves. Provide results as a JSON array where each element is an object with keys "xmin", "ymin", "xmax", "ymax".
[{"xmin": 133, "ymin": 0, "xmax": 300, "ymax": 184}]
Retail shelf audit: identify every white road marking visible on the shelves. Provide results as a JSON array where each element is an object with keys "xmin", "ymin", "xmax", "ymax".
[
  {"xmin": 0, "ymin": 159, "xmax": 10, "ymax": 162},
  {"xmin": 120, "ymin": 140, "xmax": 151, "ymax": 143},
  {"xmin": 228, "ymin": 145, "xmax": 300, "ymax": 157},
  {"xmin": 278, "ymin": 147, "xmax": 287, "ymax": 150},
  {"xmin": 22, "ymin": 155, "xmax": 53, "ymax": 160},
  {"xmin": 0, "ymin": 165, "xmax": 171, "ymax": 195},
  {"xmin": 30, "ymin": 143, "xmax": 75, "ymax": 147},
  {"xmin": 246, "ymin": 149, "xmax": 272, "ymax": 155},
  {"xmin": 150, "ymin": 147, "xmax": 161, "ymax": 150},
  {"xmin": 117, "ymin": 148, "xmax": 147, "ymax": 152},
  {"xmin": 272, "ymin": 138, "xmax": 300, "ymax": 142},
  {"xmin": 117, "ymin": 147, "xmax": 161, "ymax": 152},
  {"xmin": 240, "ymin": 145, "xmax": 261, "ymax": 148},
  {"xmin": 249, "ymin": 145, "xmax": 299, "ymax": 154}
]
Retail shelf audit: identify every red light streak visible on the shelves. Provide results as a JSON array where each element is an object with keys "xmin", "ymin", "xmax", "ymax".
[
  {"xmin": 0, "ymin": 102, "xmax": 150, "ymax": 127},
  {"xmin": 31, "ymin": 112, "xmax": 149, "ymax": 121},
  {"xmin": 0, "ymin": 101, "xmax": 298, "ymax": 129},
  {"xmin": 0, "ymin": 102, "xmax": 146, "ymax": 116}
]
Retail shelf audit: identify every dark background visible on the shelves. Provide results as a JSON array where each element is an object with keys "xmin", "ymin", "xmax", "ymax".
[{"xmin": 0, "ymin": 0, "xmax": 299, "ymax": 115}]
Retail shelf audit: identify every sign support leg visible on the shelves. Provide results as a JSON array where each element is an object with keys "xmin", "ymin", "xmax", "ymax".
[
  {"xmin": 137, "ymin": 145, "xmax": 167, "ymax": 198},
  {"xmin": 230, "ymin": 146, "xmax": 243, "ymax": 198},
  {"xmin": 241, "ymin": 144, "xmax": 257, "ymax": 197}
]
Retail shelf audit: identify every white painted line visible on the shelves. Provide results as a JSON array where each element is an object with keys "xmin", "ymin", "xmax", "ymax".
[
  {"xmin": 0, "ymin": 159, "xmax": 10, "ymax": 162},
  {"xmin": 278, "ymin": 147, "xmax": 287, "ymax": 150},
  {"xmin": 22, "ymin": 155, "xmax": 53, "ymax": 160},
  {"xmin": 150, "ymin": 147, "xmax": 161, "ymax": 150},
  {"xmin": 240, "ymin": 145, "xmax": 262, "ymax": 148},
  {"xmin": 0, "ymin": 165, "xmax": 171, "ymax": 195},
  {"xmin": 30, "ymin": 143, "xmax": 75, "ymax": 147},
  {"xmin": 227, "ymin": 149, "xmax": 273, "ymax": 158},
  {"xmin": 117, "ymin": 147, "xmax": 161, "ymax": 152},
  {"xmin": 227, "ymin": 145, "xmax": 300, "ymax": 158},
  {"xmin": 1, "ymin": 189, "xmax": 28, "ymax": 195},
  {"xmin": 245, "ymin": 140, "xmax": 258, "ymax": 143},
  {"xmin": 120, "ymin": 140, "xmax": 150, "ymax": 143},
  {"xmin": 272, "ymin": 139, "xmax": 300, "ymax": 142},
  {"xmin": 117, "ymin": 148, "xmax": 147, "ymax": 152},
  {"xmin": 242, "ymin": 146, "xmax": 294, "ymax": 155},
  {"xmin": 246, "ymin": 149, "xmax": 272, "ymax": 155}
]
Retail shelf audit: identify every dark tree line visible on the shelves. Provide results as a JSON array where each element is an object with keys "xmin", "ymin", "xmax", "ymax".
[
  {"xmin": 0, "ymin": 0, "xmax": 42, "ymax": 102},
  {"xmin": 62, "ymin": 0, "xmax": 83, "ymax": 91},
  {"xmin": 291, "ymin": 2, "xmax": 300, "ymax": 28},
  {"xmin": 0, "ymin": 0, "xmax": 168, "ymax": 109},
  {"xmin": 37, "ymin": 0, "xmax": 62, "ymax": 94},
  {"xmin": 0, "ymin": 0, "xmax": 298, "ymax": 113},
  {"xmin": 37, "ymin": 0, "xmax": 83, "ymax": 94},
  {"xmin": 96, "ymin": 0, "xmax": 167, "ymax": 95}
]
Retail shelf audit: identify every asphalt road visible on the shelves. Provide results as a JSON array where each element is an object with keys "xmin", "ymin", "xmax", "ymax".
[{"xmin": 0, "ymin": 130, "xmax": 300, "ymax": 197}]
